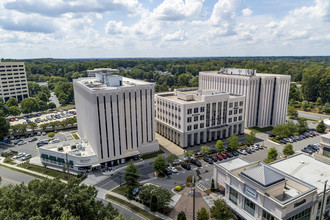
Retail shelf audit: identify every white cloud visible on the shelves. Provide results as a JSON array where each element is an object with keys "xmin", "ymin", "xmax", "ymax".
[
  {"xmin": 242, "ymin": 8, "xmax": 252, "ymax": 16},
  {"xmin": 163, "ymin": 30, "xmax": 186, "ymax": 41}
]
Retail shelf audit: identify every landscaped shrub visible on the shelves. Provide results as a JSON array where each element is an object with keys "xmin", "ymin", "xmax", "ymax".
[
  {"xmin": 175, "ymin": 186, "xmax": 182, "ymax": 191},
  {"xmin": 48, "ymin": 132, "xmax": 55, "ymax": 137}
]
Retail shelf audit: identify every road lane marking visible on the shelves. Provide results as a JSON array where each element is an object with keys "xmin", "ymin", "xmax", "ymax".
[{"xmin": 1, "ymin": 177, "xmax": 27, "ymax": 185}]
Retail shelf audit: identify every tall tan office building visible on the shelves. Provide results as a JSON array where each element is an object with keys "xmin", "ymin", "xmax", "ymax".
[
  {"xmin": 0, "ymin": 61, "xmax": 29, "ymax": 102},
  {"xmin": 73, "ymin": 71, "xmax": 159, "ymax": 166},
  {"xmin": 199, "ymin": 68, "xmax": 291, "ymax": 128}
]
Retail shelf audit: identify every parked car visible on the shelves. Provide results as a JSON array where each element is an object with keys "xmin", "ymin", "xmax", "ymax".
[
  {"xmin": 191, "ymin": 159, "xmax": 202, "ymax": 167},
  {"xmin": 232, "ymin": 151, "xmax": 239, "ymax": 156},
  {"xmin": 216, "ymin": 154, "xmax": 224, "ymax": 160},
  {"xmin": 21, "ymin": 154, "xmax": 32, "ymax": 161},
  {"xmin": 220, "ymin": 152, "xmax": 228, "ymax": 159},
  {"xmin": 14, "ymin": 139, "xmax": 23, "ymax": 145},
  {"xmin": 246, "ymin": 148, "xmax": 252, "ymax": 154},
  {"xmin": 13, "ymin": 152, "xmax": 25, "ymax": 159},
  {"xmin": 42, "ymin": 131, "xmax": 46, "ymax": 136},
  {"xmin": 168, "ymin": 166, "xmax": 178, "ymax": 173},
  {"xmin": 29, "ymin": 137, "xmax": 38, "ymax": 142},
  {"xmin": 173, "ymin": 159, "xmax": 182, "ymax": 165},
  {"xmin": 17, "ymin": 140, "xmax": 27, "ymax": 146},
  {"xmin": 164, "ymin": 168, "xmax": 172, "ymax": 175},
  {"xmin": 37, "ymin": 132, "xmax": 41, "ymax": 136},
  {"xmin": 209, "ymin": 149, "xmax": 218, "ymax": 154},
  {"xmin": 226, "ymin": 152, "xmax": 233, "ymax": 158},
  {"xmin": 132, "ymin": 187, "xmax": 140, "ymax": 196},
  {"xmin": 211, "ymin": 155, "xmax": 218, "ymax": 162},
  {"xmin": 237, "ymin": 149, "xmax": 247, "ymax": 155},
  {"xmin": 203, "ymin": 157, "xmax": 213, "ymax": 164},
  {"xmin": 49, "ymin": 139, "xmax": 60, "ymax": 144},
  {"xmin": 181, "ymin": 163, "xmax": 191, "ymax": 170}
]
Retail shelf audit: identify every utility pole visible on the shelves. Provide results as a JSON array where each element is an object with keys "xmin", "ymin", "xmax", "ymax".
[
  {"xmin": 320, "ymin": 180, "xmax": 328, "ymax": 220},
  {"xmin": 193, "ymin": 176, "xmax": 196, "ymax": 220}
]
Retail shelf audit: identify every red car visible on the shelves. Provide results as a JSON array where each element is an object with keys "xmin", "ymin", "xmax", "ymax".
[
  {"xmin": 216, "ymin": 154, "xmax": 223, "ymax": 161},
  {"xmin": 220, "ymin": 152, "xmax": 228, "ymax": 159},
  {"xmin": 10, "ymin": 118, "xmax": 14, "ymax": 122}
]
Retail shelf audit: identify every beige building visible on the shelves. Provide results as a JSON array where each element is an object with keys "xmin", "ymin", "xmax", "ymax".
[
  {"xmin": 0, "ymin": 61, "xmax": 29, "ymax": 102},
  {"xmin": 199, "ymin": 68, "xmax": 291, "ymax": 128},
  {"xmin": 214, "ymin": 154, "xmax": 330, "ymax": 220},
  {"xmin": 73, "ymin": 71, "xmax": 159, "ymax": 166},
  {"xmin": 155, "ymin": 88, "xmax": 245, "ymax": 148},
  {"xmin": 319, "ymin": 133, "xmax": 330, "ymax": 158}
]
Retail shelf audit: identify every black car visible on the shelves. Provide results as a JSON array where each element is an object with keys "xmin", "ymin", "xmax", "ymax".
[
  {"xmin": 203, "ymin": 157, "xmax": 213, "ymax": 164},
  {"xmin": 226, "ymin": 152, "xmax": 233, "ymax": 158},
  {"xmin": 246, "ymin": 148, "xmax": 252, "ymax": 154},
  {"xmin": 164, "ymin": 168, "xmax": 172, "ymax": 175},
  {"xmin": 29, "ymin": 137, "xmax": 38, "ymax": 142},
  {"xmin": 191, "ymin": 159, "xmax": 202, "ymax": 167},
  {"xmin": 211, "ymin": 155, "xmax": 218, "ymax": 162},
  {"xmin": 14, "ymin": 139, "xmax": 23, "ymax": 145},
  {"xmin": 232, "ymin": 151, "xmax": 239, "ymax": 156},
  {"xmin": 181, "ymin": 163, "xmax": 191, "ymax": 170},
  {"xmin": 194, "ymin": 150, "xmax": 203, "ymax": 157},
  {"xmin": 209, "ymin": 149, "xmax": 218, "ymax": 154}
]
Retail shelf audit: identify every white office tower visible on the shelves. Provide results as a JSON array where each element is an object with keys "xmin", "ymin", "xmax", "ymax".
[
  {"xmin": 73, "ymin": 72, "xmax": 159, "ymax": 166},
  {"xmin": 199, "ymin": 68, "xmax": 291, "ymax": 128},
  {"xmin": 156, "ymin": 88, "xmax": 245, "ymax": 148},
  {"xmin": 0, "ymin": 61, "xmax": 29, "ymax": 102}
]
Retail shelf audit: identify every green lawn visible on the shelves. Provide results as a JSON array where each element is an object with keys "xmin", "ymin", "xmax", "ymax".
[
  {"xmin": 141, "ymin": 149, "xmax": 164, "ymax": 160},
  {"xmin": 71, "ymin": 132, "xmax": 80, "ymax": 140},
  {"xmin": 112, "ymin": 184, "xmax": 129, "ymax": 196},
  {"xmin": 55, "ymin": 104, "xmax": 75, "ymax": 110},
  {"xmin": 18, "ymin": 163, "xmax": 77, "ymax": 181},
  {"xmin": 106, "ymin": 194, "xmax": 162, "ymax": 220},
  {"xmin": 298, "ymin": 117, "xmax": 318, "ymax": 122},
  {"xmin": 4, "ymin": 157, "xmax": 16, "ymax": 165},
  {"xmin": 248, "ymin": 126, "xmax": 273, "ymax": 133},
  {"xmin": 0, "ymin": 164, "xmax": 45, "ymax": 179}
]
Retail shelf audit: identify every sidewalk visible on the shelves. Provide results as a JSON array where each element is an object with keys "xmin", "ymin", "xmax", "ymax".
[
  {"xmin": 156, "ymin": 133, "xmax": 184, "ymax": 155},
  {"xmin": 0, "ymin": 156, "xmax": 67, "ymax": 183},
  {"xmin": 106, "ymin": 191, "xmax": 172, "ymax": 220}
]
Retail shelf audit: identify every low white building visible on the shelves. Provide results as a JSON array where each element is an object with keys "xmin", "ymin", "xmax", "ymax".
[
  {"xmin": 39, "ymin": 139, "xmax": 100, "ymax": 171},
  {"xmin": 214, "ymin": 154, "xmax": 330, "ymax": 220},
  {"xmin": 155, "ymin": 88, "xmax": 245, "ymax": 148},
  {"xmin": 87, "ymin": 68, "xmax": 119, "ymax": 77},
  {"xmin": 318, "ymin": 133, "xmax": 330, "ymax": 159}
]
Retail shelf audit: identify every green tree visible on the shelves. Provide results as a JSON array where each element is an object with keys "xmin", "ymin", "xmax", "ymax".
[
  {"xmin": 287, "ymin": 105, "xmax": 298, "ymax": 119},
  {"xmin": 0, "ymin": 178, "xmax": 118, "ymax": 219},
  {"xmin": 197, "ymin": 207, "xmax": 209, "ymax": 220},
  {"xmin": 6, "ymin": 97, "xmax": 18, "ymax": 107},
  {"xmin": 316, "ymin": 120, "xmax": 326, "ymax": 133},
  {"xmin": 210, "ymin": 199, "xmax": 233, "ymax": 220},
  {"xmin": 301, "ymin": 100, "xmax": 309, "ymax": 110},
  {"xmin": 37, "ymin": 91, "xmax": 49, "ymax": 102},
  {"xmin": 184, "ymin": 150, "xmax": 194, "ymax": 159},
  {"xmin": 316, "ymin": 97, "xmax": 322, "ymax": 105},
  {"xmin": 139, "ymin": 184, "xmax": 172, "ymax": 208},
  {"xmin": 210, "ymin": 178, "xmax": 215, "ymax": 192},
  {"xmin": 0, "ymin": 113, "xmax": 10, "ymax": 140},
  {"xmin": 20, "ymin": 97, "xmax": 39, "ymax": 114},
  {"xmin": 227, "ymin": 134, "xmax": 239, "ymax": 152},
  {"xmin": 283, "ymin": 144, "xmax": 295, "ymax": 157},
  {"xmin": 289, "ymin": 83, "xmax": 302, "ymax": 102},
  {"xmin": 166, "ymin": 154, "xmax": 178, "ymax": 165},
  {"xmin": 246, "ymin": 131, "xmax": 257, "ymax": 146},
  {"xmin": 27, "ymin": 81, "xmax": 41, "ymax": 96},
  {"xmin": 153, "ymin": 155, "xmax": 167, "ymax": 174},
  {"xmin": 54, "ymin": 82, "xmax": 74, "ymax": 105},
  {"xmin": 297, "ymin": 118, "xmax": 308, "ymax": 133},
  {"xmin": 177, "ymin": 211, "xmax": 186, "ymax": 220},
  {"xmin": 48, "ymin": 102, "xmax": 57, "ymax": 109},
  {"xmin": 9, "ymin": 106, "xmax": 21, "ymax": 116},
  {"xmin": 125, "ymin": 186, "xmax": 134, "ymax": 202},
  {"xmin": 28, "ymin": 122, "xmax": 38, "ymax": 134},
  {"xmin": 0, "ymin": 100, "xmax": 10, "ymax": 116},
  {"xmin": 124, "ymin": 160, "xmax": 140, "ymax": 186},
  {"xmin": 215, "ymin": 140, "xmax": 224, "ymax": 152},
  {"xmin": 200, "ymin": 145, "xmax": 210, "ymax": 155},
  {"xmin": 264, "ymin": 147, "xmax": 278, "ymax": 163},
  {"xmin": 150, "ymin": 195, "xmax": 158, "ymax": 212}
]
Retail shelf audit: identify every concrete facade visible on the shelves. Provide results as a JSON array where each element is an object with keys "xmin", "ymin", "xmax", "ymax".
[
  {"xmin": 199, "ymin": 68, "xmax": 291, "ymax": 128},
  {"xmin": 214, "ymin": 154, "xmax": 330, "ymax": 220},
  {"xmin": 0, "ymin": 61, "xmax": 29, "ymax": 102},
  {"xmin": 319, "ymin": 133, "xmax": 330, "ymax": 158},
  {"xmin": 73, "ymin": 72, "xmax": 159, "ymax": 166},
  {"xmin": 155, "ymin": 88, "xmax": 245, "ymax": 148}
]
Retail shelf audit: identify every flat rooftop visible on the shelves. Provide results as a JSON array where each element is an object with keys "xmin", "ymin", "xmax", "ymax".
[
  {"xmin": 40, "ymin": 139, "xmax": 96, "ymax": 157},
  {"xmin": 271, "ymin": 154, "xmax": 330, "ymax": 194},
  {"xmin": 75, "ymin": 76, "xmax": 153, "ymax": 91},
  {"xmin": 199, "ymin": 70, "xmax": 289, "ymax": 78},
  {"xmin": 216, "ymin": 158, "xmax": 249, "ymax": 171}
]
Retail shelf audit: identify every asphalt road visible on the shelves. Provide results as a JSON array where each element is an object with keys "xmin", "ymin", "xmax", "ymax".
[
  {"xmin": 0, "ymin": 166, "xmax": 40, "ymax": 187},
  {"xmin": 298, "ymin": 111, "xmax": 329, "ymax": 121},
  {"xmin": 49, "ymin": 92, "xmax": 60, "ymax": 108}
]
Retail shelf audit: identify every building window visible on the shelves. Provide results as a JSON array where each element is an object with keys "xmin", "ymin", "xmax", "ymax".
[
  {"xmin": 239, "ymin": 109, "xmax": 243, "ymax": 113},
  {"xmin": 287, "ymin": 207, "xmax": 311, "ymax": 220},
  {"xmin": 194, "ymin": 108, "xmax": 198, "ymax": 113},
  {"xmin": 194, "ymin": 116, "xmax": 198, "ymax": 122},
  {"xmin": 240, "ymin": 101, "xmax": 243, "ymax": 106},
  {"xmin": 187, "ymin": 108, "xmax": 192, "ymax": 114},
  {"xmin": 234, "ymin": 117, "xmax": 237, "ymax": 122},
  {"xmin": 187, "ymin": 125, "xmax": 192, "ymax": 131},
  {"xmin": 234, "ymin": 109, "xmax": 238, "ymax": 114},
  {"xmin": 194, "ymin": 124, "xmax": 198, "ymax": 130},
  {"xmin": 234, "ymin": 102, "xmax": 238, "ymax": 107},
  {"xmin": 200, "ymin": 107, "xmax": 205, "ymax": 112},
  {"xmin": 244, "ymin": 198, "xmax": 255, "ymax": 216},
  {"xmin": 187, "ymin": 117, "xmax": 192, "ymax": 123},
  {"xmin": 229, "ymin": 103, "xmax": 233, "ymax": 108},
  {"xmin": 229, "ymin": 110, "xmax": 232, "ymax": 115},
  {"xmin": 262, "ymin": 210, "xmax": 274, "ymax": 220},
  {"xmin": 229, "ymin": 188, "xmax": 238, "ymax": 205},
  {"xmin": 239, "ymin": 116, "xmax": 242, "ymax": 121},
  {"xmin": 200, "ymin": 123, "xmax": 204, "ymax": 128},
  {"xmin": 200, "ymin": 115, "xmax": 204, "ymax": 120},
  {"xmin": 228, "ymin": 118, "xmax": 232, "ymax": 123}
]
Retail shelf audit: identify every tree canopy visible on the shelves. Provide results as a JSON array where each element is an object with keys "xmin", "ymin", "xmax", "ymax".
[
  {"xmin": 124, "ymin": 160, "xmax": 140, "ymax": 186},
  {"xmin": 283, "ymin": 144, "xmax": 295, "ymax": 157},
  {"xmin": 153, "ymin": 155, "xmax": 167, "ymax": 174},
  {"xmin": 0, "ymin": 178, "xmax": 119, "ymax": 220},
  {"xmin": 210, "ymin": 199, "xmax": 233, "ymax": 220},
  {"xmin": 227, "ymin": 134, "xmax": 239, "ymax": 152},
  {"xmin": 215, "ymin": 140, "xmax": 224, "ymax": 152}
]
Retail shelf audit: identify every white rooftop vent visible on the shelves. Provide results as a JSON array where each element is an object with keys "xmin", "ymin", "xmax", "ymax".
[{"xmin": 300, "ymin": 161, "xmax": 304, "ymax": 164}]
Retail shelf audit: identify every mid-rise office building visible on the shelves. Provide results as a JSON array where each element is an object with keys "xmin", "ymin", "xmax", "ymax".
[
  {"xmin": 0, "ymin": 61, "xmax": 29, "ymax": 102},
  {"xmin": 199, "ymin": 68, "xmax": 291, "ymax": 128},
  {"xmin": 73, "ymin": 71, "xmax": 159, "ymax": 166},
  {"xmin": 214, "ymin": 154, "xmax": 330, "ymax": 220},
  {"xmin": 155, "ymin": 88, "xmax": 245, "ymax": 148},
  {"xmin": 319, "ymin": 133, "xmax": 330, "ymax": 158},
  {"xmin": 87, "ymin": 68, "xmax": 119, "ymax": 77}
]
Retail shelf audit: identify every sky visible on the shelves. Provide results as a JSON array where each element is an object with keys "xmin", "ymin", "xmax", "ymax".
[{"xmin": 0, "ymin": 0, "xmax": 330, "ymax": 59}]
